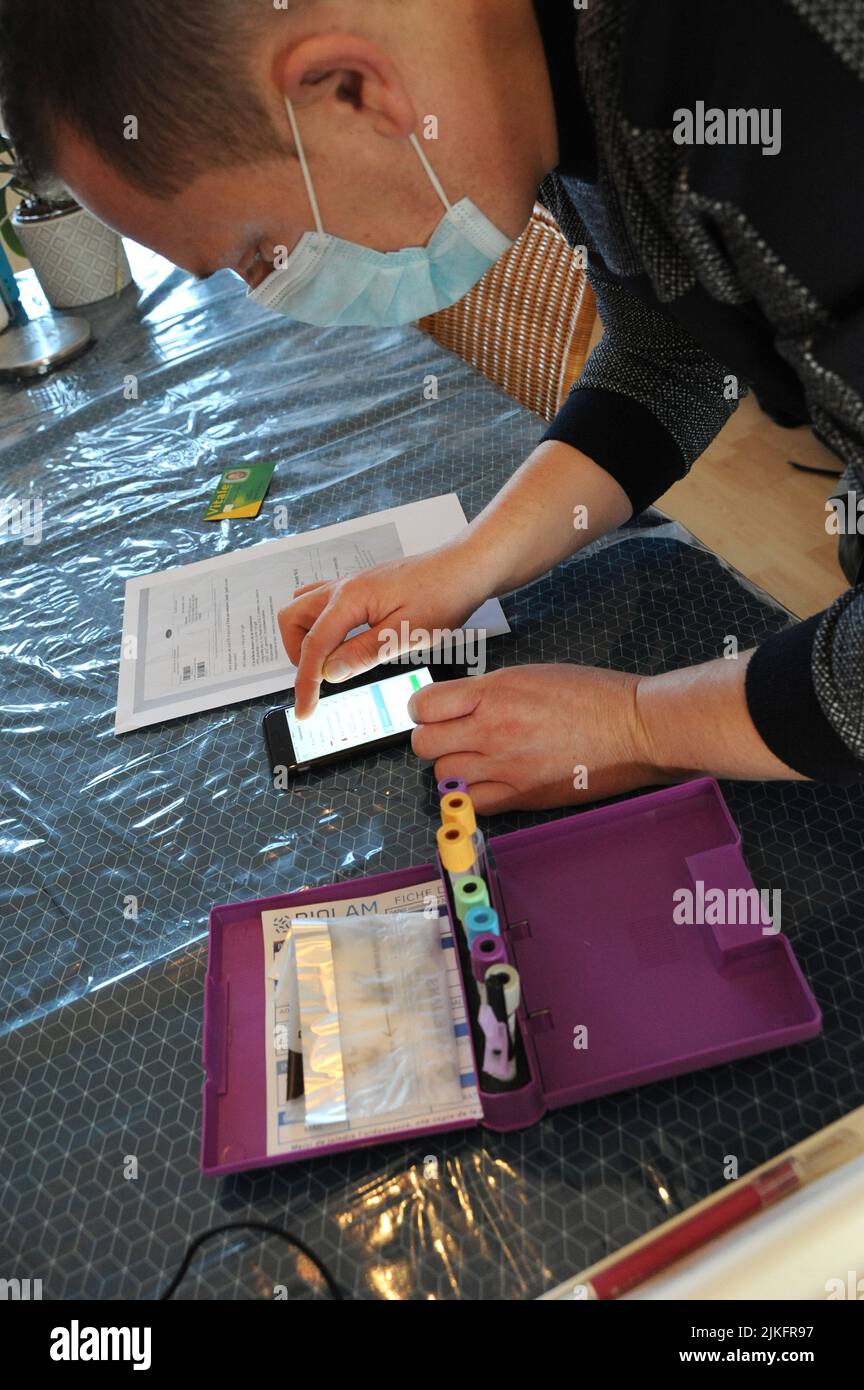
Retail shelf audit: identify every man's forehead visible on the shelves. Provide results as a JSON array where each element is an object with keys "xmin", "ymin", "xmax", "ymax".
[
  {"xmin": 54, "ymin": 124, "xmax": 163, "ymax": 238},
  {"xmin": 52, "ymin": 122, "xmax": 228, "ymax": 276}
]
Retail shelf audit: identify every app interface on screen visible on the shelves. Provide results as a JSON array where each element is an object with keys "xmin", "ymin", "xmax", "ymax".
[{"xmin": 286, "ymin": 667, "xmax": 433, "ymax": 762}]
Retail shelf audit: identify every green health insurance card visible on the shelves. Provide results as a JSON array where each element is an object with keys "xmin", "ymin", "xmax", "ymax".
[{"xmin": 204, "ymin": 464, "xmax": 275, "ymax": 521}]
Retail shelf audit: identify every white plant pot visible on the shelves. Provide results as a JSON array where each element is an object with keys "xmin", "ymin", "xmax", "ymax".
[{"xmin": 13, "ymin": 204, "xmax": 132, "ymax": 309}]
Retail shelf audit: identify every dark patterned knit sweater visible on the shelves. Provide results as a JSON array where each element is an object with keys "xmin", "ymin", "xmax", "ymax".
[{"xmin": 532, "ymin": 0, "xmax": 864, "ymax": 783}]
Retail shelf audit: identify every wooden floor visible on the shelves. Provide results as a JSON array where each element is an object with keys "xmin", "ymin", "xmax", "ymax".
[
  {"xmin": 579, "ymin": 314, "xmax": 847, "ymax": 620},
  {"xmin": 656, "ymin": 395, "xmax": 846, "ymax": 620}
]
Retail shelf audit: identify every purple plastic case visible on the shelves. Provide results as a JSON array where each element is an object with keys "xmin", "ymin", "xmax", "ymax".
[{"xmin": 202, "ymin": 779, "xmax": 821, "ymax": 1176}]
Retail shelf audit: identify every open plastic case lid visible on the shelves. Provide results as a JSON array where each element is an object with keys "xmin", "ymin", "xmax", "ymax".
[
  {"xmin": 202, "ymin": 779, "xmax": 821, "ymax": 1174},
  {"xmin": 476, "ymin": 778, "xmax": 821, "ymax": 1130}
]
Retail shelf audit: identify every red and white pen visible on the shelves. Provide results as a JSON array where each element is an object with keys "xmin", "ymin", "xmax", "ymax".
[{"xmin": 559, "ymin": 1127, "xmax": 861, "ymax": 1300}]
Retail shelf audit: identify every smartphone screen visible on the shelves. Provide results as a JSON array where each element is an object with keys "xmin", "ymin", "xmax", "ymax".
[{"xmin": 283, "ymin": 666, "xmax": 434, "ymax": 763}]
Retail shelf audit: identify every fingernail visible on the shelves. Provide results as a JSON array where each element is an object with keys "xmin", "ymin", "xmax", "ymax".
[
  {"xmin": 407, "ymin": 694, "xmax": 418, "ymax": 720},
  {"xmin": 323, "ymin": 659, "xmax": 351, "ymax": 683}
]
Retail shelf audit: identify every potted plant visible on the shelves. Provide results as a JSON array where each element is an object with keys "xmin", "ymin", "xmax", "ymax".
[{"xmin": 0, "ymin": 132, "xmax": 132, "ymax": 310}]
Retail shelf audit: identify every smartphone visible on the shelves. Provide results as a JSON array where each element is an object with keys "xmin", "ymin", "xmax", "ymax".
[{"xmin": 264, "ymin": 664, "xmax": 449, "ymax": 778}]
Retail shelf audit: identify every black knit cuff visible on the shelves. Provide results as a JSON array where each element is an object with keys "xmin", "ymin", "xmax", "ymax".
[
  {"xmin": 745, "ymin": 615, "xmax": 864, "ymax": 784},
  {"xmin": 541, "ymin": 387, "xmax": 687, "ymax": 515}
]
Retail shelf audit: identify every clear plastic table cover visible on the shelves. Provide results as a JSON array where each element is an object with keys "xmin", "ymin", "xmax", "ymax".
[{"xmin": 2, "ymin": 248, "xmax": 862, "ymax": 1300}]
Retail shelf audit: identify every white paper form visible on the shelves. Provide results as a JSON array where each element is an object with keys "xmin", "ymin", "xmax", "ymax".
[
  {"xmin": 115, "ymin": 494, "xmax": 509, "ymax": 733},
  {"xmin": 260, "ymin": 880, "xmax": 482, "ymax": 1157}
]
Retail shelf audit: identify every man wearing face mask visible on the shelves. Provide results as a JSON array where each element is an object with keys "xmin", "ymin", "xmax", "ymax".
[
  {"xmin": 250, "ymin": 98, "xmax": 514, "ymax": 325},
  {"xmin": 3, "ymin": 0, "xmax": 862, "ymax": 812}
]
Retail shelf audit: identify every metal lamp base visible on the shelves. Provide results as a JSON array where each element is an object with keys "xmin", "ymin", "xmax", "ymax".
[{"xmin": 0, "ymin": 314, "xmax": 92, "ymax": 381}]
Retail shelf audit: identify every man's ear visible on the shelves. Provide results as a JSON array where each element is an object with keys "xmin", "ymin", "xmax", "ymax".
[{"xmin": 274, "ymin": 34, "xmax": 415, "ymax": 138}]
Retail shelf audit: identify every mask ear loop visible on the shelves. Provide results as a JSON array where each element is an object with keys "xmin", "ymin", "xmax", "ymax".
[
  {"xmin": 409, "ymin": 133, "xmax": 453, "ymax": 213},
  {"xmin": 285, "ymin": 97, "xmax": 325, "ymax": 235},
  {"xmin": 286, "ymin": 97, "xmax": 452, "ymax": 227}
]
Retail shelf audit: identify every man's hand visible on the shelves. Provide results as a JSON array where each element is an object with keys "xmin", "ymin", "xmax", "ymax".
[
  {"xmin": 407, "ymin": 653, "xmax": 805, "ymax": 814},
  {"xmin": 277, "ymin": 542, "xmax": 491, "ymax": 718},
  {"xmin": 408, "ymin": 664, "xmax": 653, "ymax": 813},
  {"xmin": 278, "ymin": 439, "xmax": 633, "ymax": 719}
]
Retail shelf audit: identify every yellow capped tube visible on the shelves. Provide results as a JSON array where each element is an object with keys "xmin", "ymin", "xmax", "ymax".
[
  {"xmin": 436, "ymin": 824, "xmax": 482, "ymax": 926},
  {"xmin": 436, "ymin": 824, "xmax": 478, "ymax": 875}
]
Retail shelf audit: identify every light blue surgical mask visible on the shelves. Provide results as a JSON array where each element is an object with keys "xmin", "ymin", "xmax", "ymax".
[{"xmin": 249, "ymin": 98, "xmax": 513, "ymax": 326}]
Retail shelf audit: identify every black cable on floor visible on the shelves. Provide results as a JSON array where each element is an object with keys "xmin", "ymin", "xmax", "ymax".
[
  {"xmin": 787, "ymin": 459, "xmax": 843, "ymax": 477},
  {"xmin": 159, "ymin": 1221, "xmax": 345, "ymax": 1300}
]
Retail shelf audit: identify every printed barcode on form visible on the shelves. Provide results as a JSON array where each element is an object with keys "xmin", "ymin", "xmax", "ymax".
[
  {"xmin": 197, "ymin": 660, "xmax": 206, "ymax": 677},
  {"xmin": 182, "ymin": 665, "xmax": 191, "ymax": 682}
]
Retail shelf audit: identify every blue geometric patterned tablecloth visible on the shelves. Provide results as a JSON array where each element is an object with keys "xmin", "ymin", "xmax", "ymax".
[{"xmin": 1, "ymin": 249, "xmax": 861, "ymax": 1299}]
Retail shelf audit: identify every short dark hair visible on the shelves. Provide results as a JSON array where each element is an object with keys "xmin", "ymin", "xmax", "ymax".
[{"xmin": 0, "ymin": 0, "xmax": 291, "ymax": 198}]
